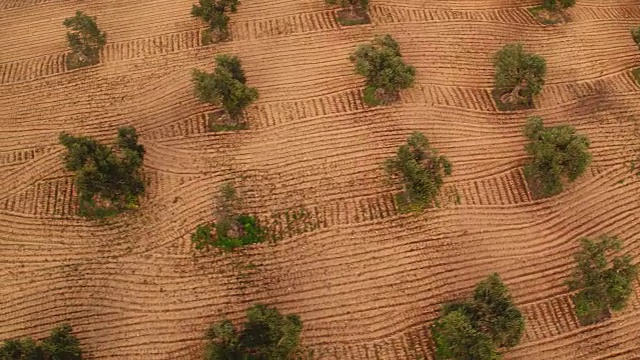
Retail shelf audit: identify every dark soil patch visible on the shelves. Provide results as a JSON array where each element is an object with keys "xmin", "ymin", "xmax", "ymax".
[
  {"xmin": 335, "ymin": 8, "xmax": 370, "ymax": 26},
  {"xmin": 208, "ymin": 111, "xmax": 248, "ymax": 132}
]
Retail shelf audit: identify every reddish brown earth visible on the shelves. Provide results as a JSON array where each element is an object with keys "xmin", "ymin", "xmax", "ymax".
[{"xmin": 2, "ymin": 0, "xmax": 640, "ymax": 358}]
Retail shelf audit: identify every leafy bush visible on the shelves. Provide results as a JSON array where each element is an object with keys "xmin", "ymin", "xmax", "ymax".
[
  {"xmin": 193, "ymin": 55, "xmax": 258, "ymax": 121},
  {"xmin": 523, "ymin": 117, "xmax": 591, "ymax": 197},
  {"xmin": 350, "ymin": 34, "xmax": 415, "ymax": 106},
  {"xmin": 566, "ymin": 235, "xmax": 638, "ymax": 325},
  {"xmin": 205, "ymin": 304, "xmax": 302, "ymax": 359},
  {"xmin": 543, "ymin": 0, "xmax": 575, "ymax": 10},
  {"xmin": 192, "ymin": 182, "xmax": 266, "ymax": 252},
  {"xmin": 59, "ymin": 127, "xmax": 145, "ymax": 217},
  {"xmin": 493, "ymin": 43, "xmax": 546, "ymax": 108},
  {"xmin": 432, "ymin": 274, "xmax": 524, "ymax": 360},
  {"xmin": 385, "ymin": 132, "xmax": 452, "ymax": 211},
  {"xmin": 63, "ymin": 11, "xmax": 106, "ymax": 69},
  {"xmin": 632, "ymin": 26, "xmax": 640, "ymax": 47},
  {"xmin": 1, "ymin": 324, "xmax": 82, "ymax": 360},
  {"xmin": 192, "ymin": 0, "xmax": 239, "ymax": 42}
]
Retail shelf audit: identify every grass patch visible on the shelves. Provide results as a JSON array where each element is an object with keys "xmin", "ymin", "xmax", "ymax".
[
  {"xmin": 335, "ymin": 8, "xmax": 370, "ymax": 26},
  {"xmin": 528, "ymin": 6, "xmax": 565, "ymax": 25},
  {"xmin": 492, "ymin": 88, "xmax": 534, "ymax": 111},
  {"xmin": 632, "ymin": 68, "xmax": 640, "ymax": 86}
]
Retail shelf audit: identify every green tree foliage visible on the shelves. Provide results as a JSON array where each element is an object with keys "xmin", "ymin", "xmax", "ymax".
[
  {"xmin": 493, "ymin": 43, "xmax": 546, "ymax": 106},
  {"xmin": 1, "ymin": 324, "xmax": 81, "ymax": 360},
  {"xmin": 191, "ymin": 0, "xmax": 240, "ymax": 42},
  {"xmin": 63, "ymin": 11, "xmax": 106, "ymax": 69},
  {"xmin": 350, "ymin": 34, "xmax": 415, "ymax": 106},
  {"xmin": 205, "ymin": 304, "xmax": 302, "ymax": 359},
  {"xmin": 543, "ymin": 0, "xmax": 575, "ymax": 10},
  {"xmin": 432, "ymin": 274, "xmax": 524, "ymax": 360},
  {"xmin": 432, "ymin": 311, "xmax": 498, "ymax": 360},
  {"xmin": 59, "ymin": 127, "xmax": 145, "ymax": 217},
  {"xmin": 566, "ymin": 235, "xmax": 638, "ymax": 325},
  {"xmin": 632, "ymin": 26, "xmax": 640, "ymax": 47},
  {"xmin": 192, "ymin": 182, "xmax": 266, "ymax": 252},
  {"xmin": 385, "ymin": 132, "xmax": 452, "ymax": 211},
  {"xmin": 193, "ymin": 55, "xmax": 258, "ymax": 121},
  {"xmin": 523, "ymin": 117, "xmax": 591, "ymax": 197}
]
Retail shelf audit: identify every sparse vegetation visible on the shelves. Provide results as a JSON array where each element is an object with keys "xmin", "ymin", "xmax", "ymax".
[
  {"xmin": 493, "ymin": 43, "xmax": 546, "ymax": 110},
  {"xmin": 327, "ymin": 0, "xmax": 370, "ymax": 25},
  {"xmin": 193, "ymin": 55, "xmax": 258, "ymax": 127},
  {"xmin": 432, "ymin": 273, "xmax": 525, "ymax": 359},
  {"xmin": 566, "ymin": 235, "xmax": 638, "ymax": 325},
  {"xmin": 63, "ymin": 11, "xmax": 107, "ymax": 69},
  {"xmin": 633, "ymin": 26, "xmax": 640, "ymax": 47},
  {"xmin": 632, "ymin": 67, "xmax": 640, "ymax": 86},
  {"xmin": 350, "ymin": 34, "xmax": 416, "ymax": 106},
  {"xmin": 59, "ymin": 127, "xmax": 145, "ymax": 218},
  {"xmin": 192, "ymin": 182, "xmax": 266, "ymax": 252},
  {"xmin": 191, "ymin": 0, "xmax": 239, "ymax": 44},
  {"xmin": 385, "ymin": 132, "xmax": 452, "ymax": 212},
  {"xmin": 529, "ymin": 0, "xmax": 574, "ymax": 24},
  {"xmin": 542, "ymin": 0, "xmax": 575, "ymax": 11},
  {"xmin": 1, "ymin": 324, "xmax": 82, "ymax": 360},
  {"xmin": 204, "ymin": 304, "xmax": 302, "ymax": 359},
  {"xmin": 523, "ymin": 117, "xmax": 591, "ymax": 198}
]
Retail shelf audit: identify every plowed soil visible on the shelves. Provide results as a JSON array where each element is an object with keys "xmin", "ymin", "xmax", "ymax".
[{"xmin": 2, "ymin": 0, "xmax": 640, "ymax": 358}]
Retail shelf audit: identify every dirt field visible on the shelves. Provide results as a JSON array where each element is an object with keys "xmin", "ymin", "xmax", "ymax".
[{"xmin": 2, "ymin": 0, "xmax": 640, "ymax": 358}]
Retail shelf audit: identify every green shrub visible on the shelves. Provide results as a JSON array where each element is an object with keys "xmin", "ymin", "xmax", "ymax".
[
  {"xmin": 63, "ymin": 11, "xmax": 106, "ymax": 69},
  {"xmin": 632, "ymin": 26, "xmax": 640, "ymax": 47},
  {"xmin": 192, "ymin": 183, "xmax": 266, "ymax": 252},
  {"xmin": 350, "ymin": 34, "xmax": 415, "ymax": 106},
  {"xmin": 1, "ymin": 324, "xmax": 82, "ymax": 360},
  {"xmin": 205, "ymin": 304, "xmax": 302, "ymax": 359},
  {"xmin": 191, "ymin": 0, "xmax": 239, "ymax": 42},
  {"xmin": 493, "ymin": 43, "xmax": 546, "ymax": 108},
  {"xmin": 385, "ymin": 132, "xmax": 452, "ymax": 211},
  {"xmin": 193, "ymin": 55, "xmax": 258, "ymax": 121},
  {"xmin": 523, "ymin": 117, "xmax": 591, "ymax": 198},
  {"xmin": 432, "ymin": 274, "xmax": 524, "ymax": 359},
  {"xmin": 543, "ymin": 0, "xmax": 575, "ymax": 10},
  {"xmin": 59, "ymin": 127, "xmax": 145, "ymax": 217},
  {"xmin": 566, "ymin": 235, "xmax": 638, "ymax": 325}
]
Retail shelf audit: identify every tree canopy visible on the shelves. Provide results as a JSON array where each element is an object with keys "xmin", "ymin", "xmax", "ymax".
[
  {"xmin": 191, "ymin": 0, "xmax": 240, "ymax": 42},
  {"xmin": 432, "ymin": 274, "xmax": 524, "ymax": 360},
  {"xmin": 632, "ymin": 26, "xmax": 640, "ymax": 47},
  {"xmin": 192, "ymin": 182, "xmax": 266, "ymax": 252},
  {"xmin": 493, "ymin": 43, "xmax": 546, "ymax": 106},
  {"xmin": 63, "ymin": 11, "xmax": 106, "ymax": 69},
  {"xmin": 385, "ymin": 132, "xmax": 452, "ymax": 211},
  {"xmin": 205, "ymin": 304, "xmax": 303, "ymax": 359},
  {"xmin": 523, "ymin": 117, "xmax": 591, "ymax": 197},
  {"xmin": 566, "ymin": 235, "xmax": 638, "ymax": 325},
  {"xmin": 1, "ymin": 324, "xmax": 82, "ymax": 360},
  {"xmin": 192, "ymin": 55, "xmax": 258, "ymax": 121},
  {"xmin": 59, "ymin": 127, "xmax": 145, "ymax": 217},
  {"xmin": 350, "ymin": 34, "xmax": 415, "ymax": 106}
]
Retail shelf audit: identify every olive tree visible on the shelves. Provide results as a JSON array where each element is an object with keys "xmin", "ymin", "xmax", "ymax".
[
  {"xmin": 385, "ymin": 132, "xmax": 452, "ymax": 211},
  {"xmin": 192, "ymin": 0, "xmax": 240, "ymax": 43},
  {"xmin": 59, "ymin": 127, "xmax": 145, "ymax": 217},
  {"xmin": 493, "ymin": 43, "xmax": 546, "ymax": 107},
  {"xmin": 205, "ymin": 304, "xmax": 303, "ymax": 359},
  {"xmin": 432, "ymin": 274, "xmax": 524, "ymax": 359},
  {"xmin": 566, "ymin": 235, "xmax": 638, "ymax": 325},
  {"xmin": 523, "ymin": 117, "xmax": 591, "ymax": 197},
  {"xmin": 63, "ymin": 11, "xmax": 106, "ymax": 69},
  {"xmin": 192, "ymin": 55, "xmax": 258, "ymax": 122},
  {"xmin": 350, "ymin": 34, "xmax": 415, "ymax": 106},
  {"xmin": 1, "ymin": 324, "xmax": 82, "ymax": 360}
]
